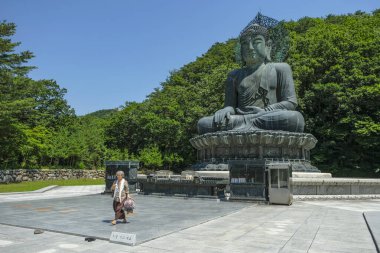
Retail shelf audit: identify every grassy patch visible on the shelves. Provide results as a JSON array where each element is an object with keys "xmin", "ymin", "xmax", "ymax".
[{"xmin": 0, "ymin": 178, "xmax": 104, "ymax": 193}]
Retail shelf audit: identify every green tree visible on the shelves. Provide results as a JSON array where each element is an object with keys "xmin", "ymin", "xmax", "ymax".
[
  {"xmin": 287, "ymin": 11, "xmax": 380, "ymax": 176},
  {"xmin": 139, "ymin": 145, "xmax": 163, "ymax": 169},
  {"xmin": 0, "ymin": 21, "xmax": 73, "ymax": 168}
]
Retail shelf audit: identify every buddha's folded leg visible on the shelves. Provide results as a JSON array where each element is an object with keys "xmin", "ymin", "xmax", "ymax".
[
  {"xmin": 245, "ymin": 110, "xmax": 305, "ymax": 132},
  {"xmin": 197, "ymin": 110, "xmax": 304, "ymax": 134},
  {"xmin": 197, "ymin": 115, "xmax": 246, "ymax": 134},
  {"xmin": 197, "ymin": 116, "xmax": 215, "ymax": 134}
]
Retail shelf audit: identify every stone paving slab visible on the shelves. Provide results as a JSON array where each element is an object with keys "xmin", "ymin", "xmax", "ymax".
[
  {"xmin": 0, "ymin": 194, "xmax": 250, "ymax": 245},
  {"xmin": 364, "ymin": 211, "xmax": 380, "ymax": 252},
  {"xmin": 127, "ymin": 200, "xmax": 377, "ymax": 253},
  {"xmin": 0, "ymin": 185, "xmax": 104, "ymax": 203},
  {"xmin": 0, "ymin": 185, "xmax": 59, "ymax": 195}
]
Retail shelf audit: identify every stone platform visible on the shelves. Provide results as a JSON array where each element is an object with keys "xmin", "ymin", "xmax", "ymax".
[
  {"xmin": 190, "ymin": 130, "xmax": 319, "ymax": 172},
  {"xmin": 0, "ymin": 190, "xmax": 379, "ymax": 252}
]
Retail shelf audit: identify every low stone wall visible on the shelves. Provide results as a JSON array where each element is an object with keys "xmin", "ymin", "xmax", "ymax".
[
  {"xmin": 292, "ymin": 178, "xmax": 380, "ymax": 195},
  {"xmin": 0, "ymin": 169, "xmax": 105, "ymax": 183}
]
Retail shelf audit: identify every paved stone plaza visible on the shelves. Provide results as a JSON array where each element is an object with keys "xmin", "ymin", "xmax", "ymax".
[{"xmin": 0, "ymin": 186, "xmax": 379, "ymax": 253}]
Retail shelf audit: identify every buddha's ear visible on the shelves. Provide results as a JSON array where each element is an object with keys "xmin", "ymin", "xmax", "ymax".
[
  {"xmin": 239, "ymin": 43, "xmax": 246, "ymax": 66},
  {"xmin": 265, "ymin": 39, "xmax": 272, "ymax": 61}
]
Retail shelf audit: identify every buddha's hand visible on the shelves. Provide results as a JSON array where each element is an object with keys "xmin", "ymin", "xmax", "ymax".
[
  {"xmin": 213, "ymin": 107, "xmax": 235, "ymax": 126},
  {"xmin": 236, "ymin": 106, "xmax": 264, "ymax": 115}
]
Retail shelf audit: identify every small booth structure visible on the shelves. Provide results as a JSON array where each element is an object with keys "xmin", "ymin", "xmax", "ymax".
[
  {"xmin": 104, "ymin": 160, "xmax": 139, "ymax": 193},
  {"xmin": 228, "ymin": 160, "xmax": 293, "ymax": 204},
  {"xmin": 267, "ymin": 163, "xmax": 293, "ymax": 205}
]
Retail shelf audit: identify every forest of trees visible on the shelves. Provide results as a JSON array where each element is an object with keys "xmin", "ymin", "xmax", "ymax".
[{"xmin": 0, "ymin": 10, "xmax": 379, "ymax": 177}]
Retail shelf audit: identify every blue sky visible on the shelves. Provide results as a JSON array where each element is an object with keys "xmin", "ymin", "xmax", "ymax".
[{"xmin": 1, "ymin": 0, "xmax": 379, "ymax": 115}]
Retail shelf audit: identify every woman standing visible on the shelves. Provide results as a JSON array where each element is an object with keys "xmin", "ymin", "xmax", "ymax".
[{"xmin": 111, "ymin": 170, "xmax": 129, "ymax": 225}]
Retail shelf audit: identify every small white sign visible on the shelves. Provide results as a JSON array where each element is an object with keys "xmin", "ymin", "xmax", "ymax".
[{"xmin": 109, "ymin": 232, "xmax": 136, "ymax": 246}]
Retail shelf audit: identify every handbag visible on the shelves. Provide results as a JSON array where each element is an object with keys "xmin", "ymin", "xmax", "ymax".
[{"xmin": 123, "ymin": 197, "xmax": 135, "ymax": 212}]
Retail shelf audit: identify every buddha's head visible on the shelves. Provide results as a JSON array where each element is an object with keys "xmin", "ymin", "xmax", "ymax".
[
  {"xmin": 237, "ymin": 13, "xmax": 287, "ymax": 66},
  {"xmin": 239, "ymin": 24, "xmax": 272, "ymax": 66}
]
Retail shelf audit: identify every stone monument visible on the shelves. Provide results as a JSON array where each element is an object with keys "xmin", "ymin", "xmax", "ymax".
[{"xmin": 190, "ymin": 13, "xmax": 319, "ymax": 172}]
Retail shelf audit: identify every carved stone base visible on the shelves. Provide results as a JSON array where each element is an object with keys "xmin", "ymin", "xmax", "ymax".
[
  {"xmin": 191, "ymin": 161, "xmax": 319, "ymax": 172},
  {"xmin": 189, "ymin": 130, "xmax": 319, "ymax": 172}
]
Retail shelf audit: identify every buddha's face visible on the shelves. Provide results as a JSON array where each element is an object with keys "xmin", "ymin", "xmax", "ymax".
[{"xmin": 240, "ymin": 34, "xmax": 269, "ymax": 67}]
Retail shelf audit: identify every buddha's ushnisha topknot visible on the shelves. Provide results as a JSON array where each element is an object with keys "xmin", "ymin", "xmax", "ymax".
[{"xmin": 239, "ymin": 12, "xmax": 280, "ymax": 40}]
